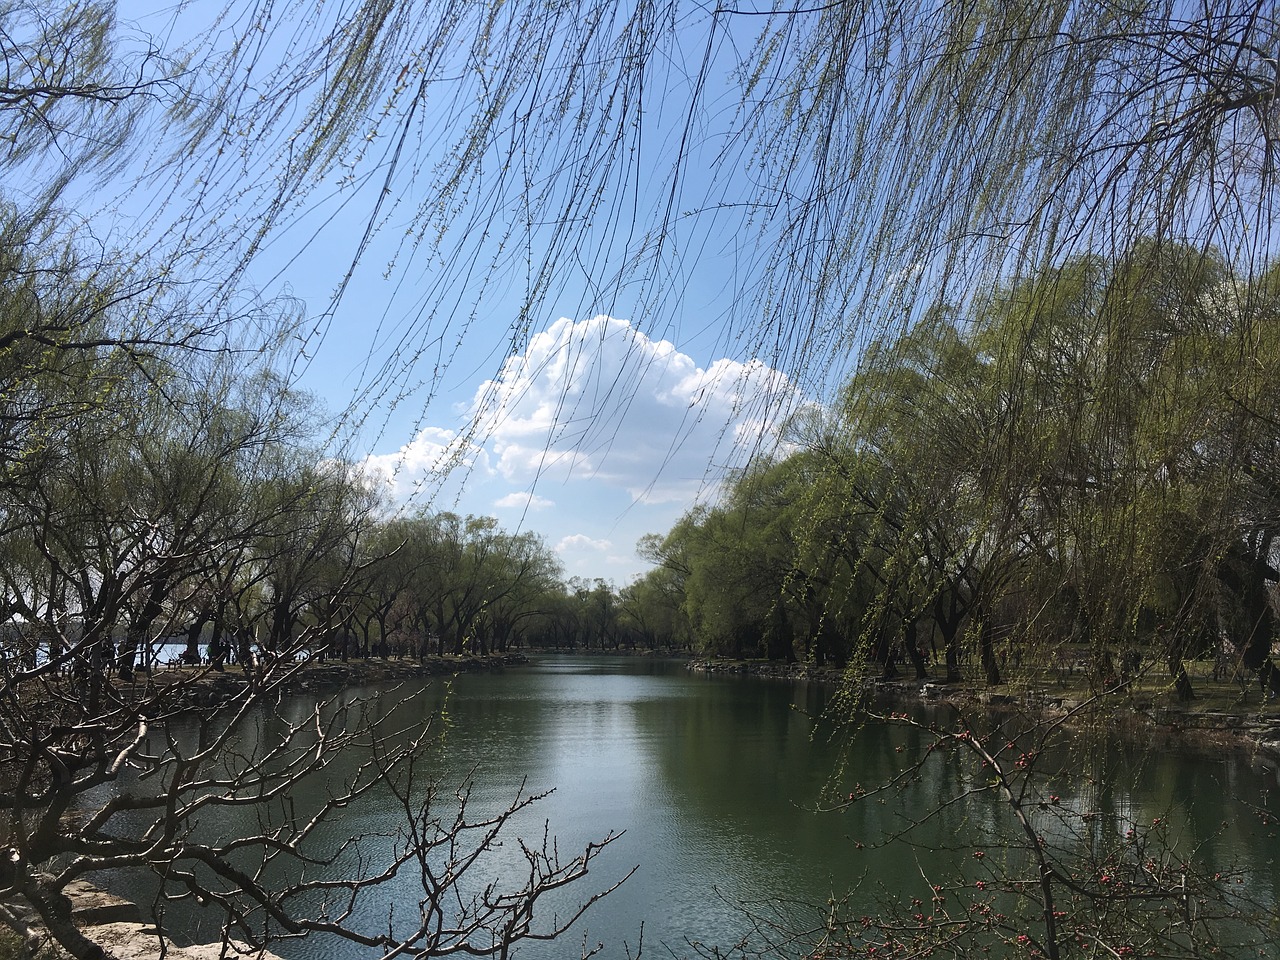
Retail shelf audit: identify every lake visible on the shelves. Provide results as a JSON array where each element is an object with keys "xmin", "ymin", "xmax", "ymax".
[{"xmin": 99, "ymin": 655, "xmax": 1280, "ymax": 958}]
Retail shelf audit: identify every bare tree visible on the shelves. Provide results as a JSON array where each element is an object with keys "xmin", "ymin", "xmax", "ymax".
[
  {"xmin": 810, "ymin": 699, "xmax": 1275, "ymax": 960},
  {"xmin": 0, "ymin": 635, "xmax": 627, "ymax": 959}
]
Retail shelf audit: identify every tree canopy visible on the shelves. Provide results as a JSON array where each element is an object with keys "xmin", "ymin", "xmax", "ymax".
[{"xmin": 645, "ymin": 242, "xmax": 1280, "ymax": 702}]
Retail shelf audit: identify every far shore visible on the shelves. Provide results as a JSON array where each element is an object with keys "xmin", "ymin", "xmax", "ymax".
[
  {"xmin": 687, "ymin": 655, "xmax": 1280, "ymax": 763},
  {"xmin": 136, "ymin": 650, "xmax": 1280, "ymax": 769}
]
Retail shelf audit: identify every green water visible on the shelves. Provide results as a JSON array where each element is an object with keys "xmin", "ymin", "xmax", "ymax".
[{"xmin": 101, "ymin": 655, "xmax": 1280, "ymax": 958}]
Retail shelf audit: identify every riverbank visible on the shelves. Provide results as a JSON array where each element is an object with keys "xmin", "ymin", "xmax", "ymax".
[
  {"xmin": 687, "ymin": 656, "xmax": 1280, "ymax": 763},
  {"xmin": 139, "ymin": 651, "xmax": 530, "ymax": 711},
  {"xmin": 0, "ymin": 881, "xmax": 287, "ymax": 960}
]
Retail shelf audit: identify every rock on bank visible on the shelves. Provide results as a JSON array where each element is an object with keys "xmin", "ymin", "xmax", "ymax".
[{"xmin": 4, "ymin": 881, "xmax": 286, "ymax": 960}]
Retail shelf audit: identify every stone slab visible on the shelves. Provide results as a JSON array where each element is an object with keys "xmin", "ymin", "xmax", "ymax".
[{"xmin": 81, "ymin": 921, "xmax": 288, "ymax": 960}]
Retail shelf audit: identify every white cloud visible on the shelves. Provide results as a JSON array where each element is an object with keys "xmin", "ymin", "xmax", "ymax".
[
  {"xmin": 357, "ymin": 315, "xmax": 806, "ymax": 583},
  {"xmin": 469, "ymin": 315, "xmax": 801, "ymax": 503},
  {"xmin": 494, "ymin": 491, "xmax": 554, "ymax": 511},
  {"xmin": 361, "ymin": 426, "xmax": 491, "ymax": 502},
  {"xmin": 556, "ymin": 534, "xmax": 612, "ymax": 553}
]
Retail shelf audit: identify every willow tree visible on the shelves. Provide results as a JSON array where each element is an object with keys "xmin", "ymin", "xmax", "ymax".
[
  {"xmin": 13, "ymin": 1, "xmax": 1274, "ymax": 456},
  {"xmin": 968, "ymin": 243, "xmax": 1262, "ymax": 699},
  {"xmin": 3, "ymin": 6, "xmax": 635, "ymax": 956},
  {"xmin": 5, "ymin": 1, "xmax": 1279, "ymax": 957}
]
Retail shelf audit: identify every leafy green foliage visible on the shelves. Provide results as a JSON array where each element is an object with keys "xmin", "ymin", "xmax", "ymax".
[{"xmin": 652, "ymin": 243, "xmax": 1280, "ymax": 704}]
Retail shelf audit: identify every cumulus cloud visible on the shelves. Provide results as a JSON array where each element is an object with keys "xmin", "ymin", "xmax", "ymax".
[
  {"xmin": 358, "ymin": 313, "xmax": 803, "ymax": 584},
  {"xmin": 556, "ymin": 534, "xmax": 612, "ymax": 553},
  {"xmin": 494, "ymin": 491, "xmax": 554, "ymax": 511},
  {"xmin": 361, "ymin": 426, "xmax": 490, "ymax": 502},
  {"xmin": 469, "ymin": 315, "xmax": 800, "ymax": 503}
]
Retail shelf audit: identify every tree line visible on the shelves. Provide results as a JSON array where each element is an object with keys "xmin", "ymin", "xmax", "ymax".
[
  {"xmin": 0, "ymin": 254, "xmax": 667, "ymax": 675},
  {"xmin": 636, "ymin": 242, "xmax": 1280, "ymax": 701}
]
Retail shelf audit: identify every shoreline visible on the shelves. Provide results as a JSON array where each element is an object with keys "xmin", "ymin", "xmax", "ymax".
[
  {"xmin": 140, "ymin": 651, "xmax": 531, "ymax": 711},
  {"xmin": 687, "ymin": 656, "xmax": 1280, "ymax": 763},
  {"xmin": 149, "ymin": 651, "xmax": 1280, "ymax": 765},
  {"xmin": 2, "ymin": 881, "xmax": 288, "ymax": 960}
]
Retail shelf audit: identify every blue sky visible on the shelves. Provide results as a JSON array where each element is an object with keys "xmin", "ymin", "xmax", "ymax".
[{"xmin": 83, "ymin": 1, "xmax": 813, "ymax": 586}]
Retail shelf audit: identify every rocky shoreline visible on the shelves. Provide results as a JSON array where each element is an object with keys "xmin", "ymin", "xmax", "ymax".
[
  {"xmin": 3, "ymin": 881, "xmax": 287, "ymax": 960},
  {"xmin": 687, "ymin": 657, "xmax": 1280, "ymax": 763}
]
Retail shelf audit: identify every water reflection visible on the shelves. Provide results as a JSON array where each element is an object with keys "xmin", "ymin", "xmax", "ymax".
[{"xmin": 92, "ymin": 656, "xmax": 1280, "ymax": 959}]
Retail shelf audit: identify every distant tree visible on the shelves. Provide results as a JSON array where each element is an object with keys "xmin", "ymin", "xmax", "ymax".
[
  {"xmin": 479, "ymin": 532, "xmax": 563, "ymax": 653},
  {"xmin": 618, "ymin": 570, "xmax": 691, "ymax": 652},
  {"xmin": 355, "ymin": 514, "xmax": 436, "ymax": 658}
]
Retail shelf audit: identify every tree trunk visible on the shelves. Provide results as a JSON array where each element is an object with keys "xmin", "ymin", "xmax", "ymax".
[
  {"xmin": 208, "ymin": 617, "xmax": 226, "ymax": 671},
  {"xmin": 934, "ymin": 593, "xmax": 964, "ymax": 682},
  {"xmin": 25, "ymin": 878, "xmax": 107, "ymax": 960},
  {"xmin": 184, "ymin": 616, "xmax": 204, "ymax": 664},
  {"xmin": 903, "ymin": 620, "xmax": 927, "ymax": 680}
]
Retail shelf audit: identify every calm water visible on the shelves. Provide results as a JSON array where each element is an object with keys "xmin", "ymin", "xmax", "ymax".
[{"xmin": 99, "ymin": 656, "xmax": 1280, "ymax": 958}]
